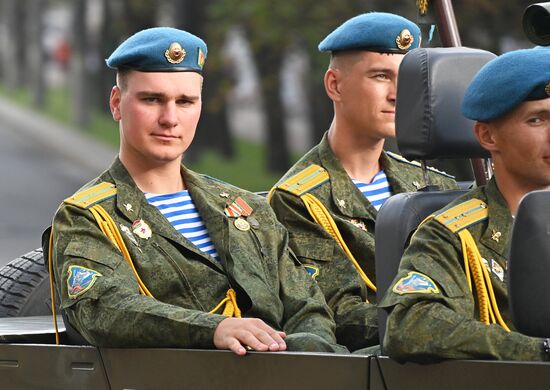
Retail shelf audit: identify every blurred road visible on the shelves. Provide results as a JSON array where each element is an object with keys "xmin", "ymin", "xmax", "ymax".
[{"xmin": 0, "ymin": 97, "xmax": 115, "ymax": 267}]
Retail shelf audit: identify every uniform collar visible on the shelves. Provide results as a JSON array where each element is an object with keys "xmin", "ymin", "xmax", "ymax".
[
  {"xmin": 379, "ymin": 152, "xmax": 419, "ymax": 193},
  {"xmin": 479, "ymin": 178, "xmax": 513, "ymax": 257},
  {"xmin": 107, "ymin": 157, "xmax": 229, "ymax": 269},
  {"xmin": 317, "ymin": 133, "xmax": 377, "ymax": 219}
]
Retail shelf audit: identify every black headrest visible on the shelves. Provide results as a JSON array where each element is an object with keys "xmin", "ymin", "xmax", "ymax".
[
  {"xmin": 396, "ymin": 47, "xmax": 495, "ymax": 160},
  {"xmin": 508, "ymin": 190, "xmax": 550, "ymax": 337}
]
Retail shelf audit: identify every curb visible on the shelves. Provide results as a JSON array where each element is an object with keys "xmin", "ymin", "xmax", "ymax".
[{"xmin": 0, "ymin": 95, "xmax": 116, "ymax": 176}]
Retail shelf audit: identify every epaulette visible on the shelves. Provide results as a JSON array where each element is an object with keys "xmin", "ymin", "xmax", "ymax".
[
  {"xmin": 275, "ymin": 164, "xmax": 329, "ymax": 196},
  {"xmin": 433, "ymin": 198, "xmax": 488, "ymax": 233},
  {"xmin": 64, "ymin": 182, "xmax": 117, "ymax": 209},
  {"xmin": 203, "ymin": 174, "xmax": 229, "ymax": 185},
  {"xmin": 386, "ymin": 151, "xmax": 454, "ymax": 178}
]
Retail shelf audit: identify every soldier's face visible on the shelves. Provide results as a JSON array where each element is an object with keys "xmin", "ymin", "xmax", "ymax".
[
  {"xmin": 110, "ymin": 70, "xmax": 203, "ymax": 167},
  {"xmin": 333, "ymin": 51, "xmax": 403, "ymax": 141},
  {"xmin": 479, "ymin": 98, "xmax": 550, "ymax": 192}
]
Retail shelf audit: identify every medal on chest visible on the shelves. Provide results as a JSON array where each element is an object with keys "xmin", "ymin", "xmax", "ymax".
[{"xmin": 224, "ymin": 196, "xmax": 255, "ymax": 231}]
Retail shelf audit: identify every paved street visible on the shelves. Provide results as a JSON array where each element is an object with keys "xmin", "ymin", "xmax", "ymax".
[{"xmin": 0, "ymin": 97, "xmax": 115, "ymax": 267}]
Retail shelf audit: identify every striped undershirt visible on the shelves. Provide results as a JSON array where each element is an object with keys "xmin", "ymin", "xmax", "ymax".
[
  {"xmin": 145, "ymin": 191, "xmax": 220, "ymax": 261},
  {"xmin": 352, "ymin": 170, "xmax": 393, "ymax": 211}
]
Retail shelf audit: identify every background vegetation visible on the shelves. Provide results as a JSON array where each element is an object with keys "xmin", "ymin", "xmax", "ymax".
[{"xmin": 0, "ymin": 0, "xmax": 535, "ymax": 190}]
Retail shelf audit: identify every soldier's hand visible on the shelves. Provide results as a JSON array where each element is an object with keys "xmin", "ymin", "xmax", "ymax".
[{"xmin": 213, "ymin": 317, "xmax": 287, "ymax": 356}]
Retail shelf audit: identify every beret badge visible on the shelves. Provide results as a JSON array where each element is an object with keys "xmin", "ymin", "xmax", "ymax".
[
  {"xmin": 545, "ymin": 82, "xmax": 550, "ymax": 97},
  {"xmin": 165, "ymin": 42, "xmax": 186, "ymax": 64},
  {"xmin": 396, "ymin": 29, "xmax": 414, "ymax": 50}
]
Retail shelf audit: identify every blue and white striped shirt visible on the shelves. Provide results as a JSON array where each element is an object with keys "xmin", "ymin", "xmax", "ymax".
[
  {"xmin": 145, "ymin": 191, "xmax": 220, "ymax": 261},
  {"xmin": 352, "ymin": 170, "xmax": 393, "ymax": 211}
]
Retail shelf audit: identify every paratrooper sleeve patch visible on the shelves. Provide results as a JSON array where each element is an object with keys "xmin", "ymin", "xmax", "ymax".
[
  {"xmin": 304, "ymin": 265, "xmax": 319, "ymax": 280},
  {"xmin": 67, "ymin": 265, "xmax": 102, "ymax": 299},
  {"xmin": 392, "ymin": 271, "xmax": 440, "ymax": 295}
]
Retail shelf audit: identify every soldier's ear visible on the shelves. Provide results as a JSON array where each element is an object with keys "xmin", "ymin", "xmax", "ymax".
[
  {"xmin": 473, "ymin": 121, "xmax": 498, "ymax": 153},
  {"xmin": 110, "ymin": 86, "xmax": 122, "ymax": 122},
  {"xmin": 324, "ymin": 68, "xmax": 342, "ymax": 102}
]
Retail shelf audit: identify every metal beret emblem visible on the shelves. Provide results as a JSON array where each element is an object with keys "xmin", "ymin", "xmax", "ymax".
[
  {"xmin": 396, "ymin": 29, "xmax": 414, "ymax": 50},
  {"xmin": 545, "ymin": 82, "xmax": 550, "ymax": 97},
  {"xmin": 164, "ymin": 42, "xmax": 186, "ymax": 64}
]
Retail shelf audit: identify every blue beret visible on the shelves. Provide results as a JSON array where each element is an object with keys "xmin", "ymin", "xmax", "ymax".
[
  {"xmin": 462, "ymin": 48, "xmax": 550, "ymax": 121},
  {"xmin": 106, "ymin": 27, "xmax": 207, "ymax": 73},
  {"xmin": 318, "ymin": 12, "xmax": 420, "ymax": 54}
]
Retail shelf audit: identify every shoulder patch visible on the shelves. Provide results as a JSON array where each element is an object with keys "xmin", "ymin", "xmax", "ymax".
[
  {"xmin": 433, "ymin": 198, "xmax": 488, "ymax": 233},
  {"xmin": 304, "ymin": 265, "xmax": 319, "ymax": 280},
  {"xmin": 67, "ymin": 265, "xmax": 102, "ymax": 299},
  {"xmin": 386, "ymin": 152, "xmax": 454, "ymax": 178},
  {"xmin": 275, "ymin": 164, "xmax": 329, "ymax": 196},
  {"xmin": 64, "ymin": 182, "xmax": 116, "ymax": 209},
  {"xmin": 393, "ymin": 271, "xmax": 439, "ymax": 295}
]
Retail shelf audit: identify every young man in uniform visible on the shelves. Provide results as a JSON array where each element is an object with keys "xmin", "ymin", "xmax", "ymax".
[
  {"xmin": 381, "ymin": 48, "xmax": 550, "ymax": 361},
  {"xmin": 48, "ymin": 27, "xmax": 346, "ymax": 356},
  {"xmin": 269, "ymin": 13, "xmax": 457, "ymax": 352}
]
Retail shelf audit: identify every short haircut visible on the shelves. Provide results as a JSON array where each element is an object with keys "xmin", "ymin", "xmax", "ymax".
[{"xmin": 116, "ymin": 68, "xmax": 131, "ymax": 91}]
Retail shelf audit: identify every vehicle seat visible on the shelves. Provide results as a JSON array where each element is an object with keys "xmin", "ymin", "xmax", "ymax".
[
  {"xmin": 375, "ymin": 47, "xmax": 496, "ymax": 350},
  {"xmin": 508, "ymin": 190, "xmax": 550, "ymax": 337}
]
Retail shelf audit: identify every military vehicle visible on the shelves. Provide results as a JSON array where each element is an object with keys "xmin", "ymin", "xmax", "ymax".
[{"xmin": 1, "ymin": 2, "xmax": 550, "ymax": 389}]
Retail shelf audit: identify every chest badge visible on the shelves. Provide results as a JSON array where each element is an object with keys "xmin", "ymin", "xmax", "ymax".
[
  {"xmin": 350, "ymin": 218, "xmax": 367, "ymax": 232},
  {"xmin": 234, "ymin": 218, "xmax": 251, "ymax": 231},
  {"xmin": 224, "ymin": 196, "xmax": 254, "ymax": 232},
  {"xmin": 132, "ymin": 219, "xmax": 152, "ymax": 239},
  {"xmin": 120, "ymin": 224, "xmax": 139, "ymax": 246},
  {"xmin": 491, "ymin": 259, "xmax": 504, "ymax": 282}
]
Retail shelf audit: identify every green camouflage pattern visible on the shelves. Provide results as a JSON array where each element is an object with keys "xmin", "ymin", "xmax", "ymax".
[
  {"xmin": 381, "ymin": 178, "xmax": 548, "ymax": 361},
  {"xmin": 269, "ymin": 133, "xmax": 457, "ymax": 351},
  {"xmin": 50, "ymin": 158, "xmax": 345, "ymax": 353}
]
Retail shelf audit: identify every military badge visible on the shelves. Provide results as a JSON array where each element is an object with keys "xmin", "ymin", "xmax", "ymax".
[
  {"xmin": 67, "ymin": 265, "xmax": 102, "ymax": 299},
  {"xmin": 337, "ymin": 198, "xmax": 346, "ymax": 209},
  {"xmin": 247, "ymin": 216, "xmax": 260, "ymax": 229},
  {"xmin": 164, "ymin": 42, "xmax": 186, "ymax": 64},
  {"xmin": 396, "ymin": 29, "xmax": 414, "ymax": 50},
  {"xmin": 224, "ymin": 197, "xmax": 254, "ymax": 232},
  {"xmin": 120, "ymin": 224, "xmax": 139, "ymax": 247},
  {"xmin": 350, "ymin": 218, "xmax": 367, "ymax": 232},
  {"xmin": 481, "ymin": 257, "xmax": 490, "ymax": 273},
  {"xmin": 198, "ymin": 48, "xmax": 206, "ymax": 69},
  {"xmin": 234, "ymin": 217, "xmax": 251, "ymax": 231},
  {"xmin": 132, "ymin": 219, "xmax": 152, "ymax": 239},
  {"xmin": 491, "ymin": 229, "xmax": 501, "ymax": 243},
  {"xmin": 491, "ymin": 259, "xmax": 504, "ymax": 282},
  {"xmin": 224, "ymin": 196, "xmax": 253, "ymax": 218},
  {"xmin": 304, "ymin": 265, "xmax": 319, "ymax": 280},
  {"xmin": 124, "ymin": 203, "xmax": 133, "ymax": 212},
  {"xmin": 393, "ymin": 271, "xmax": 439, "ymax": 295}
]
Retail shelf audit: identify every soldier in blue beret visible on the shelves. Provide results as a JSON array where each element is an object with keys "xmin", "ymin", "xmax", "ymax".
[
  {"xmin": 269, "ymin": 13, "xmax": 457, "ymax": 353},
  {"xmin": 48, "ymin": 27, "xmax": 347, "ymax": 355},
  {"xmin": 381, "ymin": 48, "xmax": 550, "ymax": 361}
]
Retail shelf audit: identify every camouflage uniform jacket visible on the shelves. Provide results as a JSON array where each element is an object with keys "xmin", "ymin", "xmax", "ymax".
[
  {"xmin": 50, "ymin": 158, "xmax": 343, "ymax": 352},
  {"xmin": 380, "ymin": 178, "xmax": 548, "ymax": 361},
  {"xmin": 269, "ymin": 133, "xmax": 457, "ymax": 351}
]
